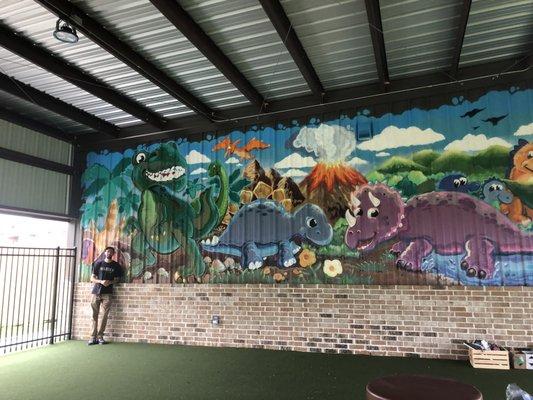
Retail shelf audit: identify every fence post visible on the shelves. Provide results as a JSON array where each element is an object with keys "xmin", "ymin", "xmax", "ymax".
[
  {"xmin": 49, "ymin": 247, "xmax": 60, "ymax": 344},
  {"xmin": 67, "ymin": 247, "xmax": 77, "ymax": 340}
]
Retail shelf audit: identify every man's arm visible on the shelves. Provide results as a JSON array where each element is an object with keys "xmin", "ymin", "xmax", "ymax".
[
  {"xmin": 90, "ymin": 274, "xmax": 108, "ymax": 286},
  {"xmin": 90, "ymin": 263, "xmax": 111, "ymax": 286}
]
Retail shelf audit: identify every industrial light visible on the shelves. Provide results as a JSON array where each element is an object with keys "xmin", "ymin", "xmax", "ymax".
[{"xmin": 53, "ymin": 19, "xmax": 79, "ymax": 43}]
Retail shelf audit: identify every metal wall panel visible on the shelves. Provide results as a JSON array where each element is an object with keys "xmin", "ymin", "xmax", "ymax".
[
  {"xmin": 0, "ymin": 119, "xmax": 72, "ymax": 165},
  {"xmin": 0, "ymin": 158, "xmax": 70, "ymax": 214},
  {"xmin": 381, "ymin": 0, "xmax": 463, "ymax": 78},
  {"xmin": 280, "ymin": 0, "xmax": 378, "ymax": 90},
  {"xmin": 461, "ymin": 0, "xmax": 533, "ymax": 67}
]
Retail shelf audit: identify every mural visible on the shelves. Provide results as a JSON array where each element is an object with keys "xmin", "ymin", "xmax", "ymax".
[{"xmin": 80, "ymin": 85, "xmax": 533, "ymax": 286}]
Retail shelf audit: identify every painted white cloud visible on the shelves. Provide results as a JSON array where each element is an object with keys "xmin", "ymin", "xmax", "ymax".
[
  {"xmin": 225, "ymin": 157, "xmax": 240, "ymax": 164},
  {"xmin": 358, "ymin": 126, "xmax": 445, "ymax": 152},
  {"xmin": 191, "ymin": 167, "xmax": 207, "ymax": 175},
  {"xmin": 444, "ymin": 133, "xmax": 512, "ymax": 152},
  {"xmin": 376, "ymin": 152, "xmax": 390, "ymax": 157},
  {"xmin": 185, "ymin": 150, "xmax": 211, "ymax": 164},
  {"xmin": 274, "ymin": 152, "xmax": 317, "ymax": 169},
  {"xmin": 513, "ymin": 123, "xmax": 533, "ymax": 136},
  {"xmin": 293, "ymin": 123, "xmax": 356, "ymax": 162},
  {"xmin": 347, "ymin": 156, "xmax": 368, "ymax": 166},
  {"xmin": 282, "ymin": 168, "xmax": 308, "ymax": 178}
]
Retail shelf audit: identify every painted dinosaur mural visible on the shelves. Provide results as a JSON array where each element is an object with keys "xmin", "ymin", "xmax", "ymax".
[
  {"xmin": 129, "ymin": 142, "xmax": 228, "ymax": 277},
  {"xmin": 201, "ymin": 199, "xmax": 333, "ymax": 269},
  {"xmin": 80, "ymin": 85, "xmax": 533, "ymax": 286},
  {"xmin": 344, "ymin": 184, "xmax": 533, "ymax": 279}
]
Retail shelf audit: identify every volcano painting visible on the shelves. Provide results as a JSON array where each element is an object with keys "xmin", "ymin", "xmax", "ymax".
[
  {"xmin": 80, "ymin": 85, "xmax": 533, "ymax": 286},
  {"xmin": 300, "ymin": 163, "xmax": 367, "ymax": 221}
]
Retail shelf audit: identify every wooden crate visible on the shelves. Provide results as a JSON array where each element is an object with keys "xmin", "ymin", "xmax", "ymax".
[{"xmin": 465, "ymin": 344, "xmax": 510, "ymax": 370}]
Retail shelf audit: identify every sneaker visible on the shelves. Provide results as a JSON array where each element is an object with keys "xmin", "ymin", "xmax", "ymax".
[
  {"xmin": 98, "ymin": 338, "xmax": 107, "ymax": 345},
  {"xmin": 87, "ymin": 339, "xmax": 98, "ymax": 346}
]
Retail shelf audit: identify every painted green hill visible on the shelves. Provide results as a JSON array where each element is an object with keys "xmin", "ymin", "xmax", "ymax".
[
  {"xmin": 376, "ymin": 156, "xmax": 428, "ymax": 174},
  {"xmin": 430, "ymin": 150, "xmax": 473, "ymax": 174},
  {"xmin": 472, "ymin": 145, "xmax": 510, "ymax": 171},
  {"xmin": 412, "ymin": 149, "xmax": 440, "ymax": 168}
]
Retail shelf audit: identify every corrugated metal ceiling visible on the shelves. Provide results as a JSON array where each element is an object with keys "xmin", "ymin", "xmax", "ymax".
[
  {"xmin": 461, "ymin": 0, "xmax": 533, "ymax": 67},
  {"xmin": 71, "ymin": 0, "xmax": 251, "ymax": 111},
  {"xmin": 180, "ymin": 0, "xmax": 311, "ymax": 100},
  {"xmin": 280, "ymin": 0, "xmax": 378, "ymax": 90},
  {"xmin": 0, "ymin": 0, "xmax": 530, "ymax": 136},
  {"xmin": 381, "ymin": 0, "xmax": 463, "ymax": 79},
  {"xmin": 0, "ymin": 89, "xmax": 90, "ymax": 134}
]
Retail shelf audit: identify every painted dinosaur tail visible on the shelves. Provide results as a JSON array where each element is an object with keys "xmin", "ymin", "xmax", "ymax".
[{"xmin": 192, "ymin": 186, "xmax": 219, "ymax": 240}]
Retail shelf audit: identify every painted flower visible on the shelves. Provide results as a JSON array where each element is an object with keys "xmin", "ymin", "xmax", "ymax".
[
  {"xmin": 263, "ymin": 267, "xmax": 271, "ymax": 275},
  {"xmin": 298, "ymin": 249, "xmax": 316, "ymax": 268},
  {"xmin": 323, "ymin": 259, "xmax": 343, "ymax": 278},
  {"xmin": 273, "ymin": 272, "xmax": 285, "ymax": 282}
]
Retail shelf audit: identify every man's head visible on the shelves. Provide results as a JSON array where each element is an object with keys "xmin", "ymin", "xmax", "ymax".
[{"xmin": 104, "ymin": 246, "xmax": 115, "ymax": 260}]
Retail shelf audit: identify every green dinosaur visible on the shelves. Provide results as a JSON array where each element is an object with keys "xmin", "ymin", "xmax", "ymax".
[
  {"xmin": 190, "ymin": 161, "xmax": 229, "ymax": 228},
  {"xmin": 129, "ymin": 142, "xmax": 228, "ymax": 277}
]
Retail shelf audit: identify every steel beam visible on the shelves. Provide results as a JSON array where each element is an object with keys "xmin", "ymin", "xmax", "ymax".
[
  {"xmin": 0, "ymin": 106, "xmax": 74, "ymax": 143},
  {"xmin": 450, "ymin": 0, "xmax": 472, "ymax": 78},
  {"xmin": 259, "ymin": 0, "xmax": 325, "ymax": 99},
  {"xmin": 0, "ymin": 146, "xmax": 74, "ymax": 175},
  {"xmin": 36, "ymin": 0, "xmax": 215, "ymax": 120},
  {"xmin": 150, "ymin": 0, "xmax": 265, "ymax": 109},
  {"xmin": 0, "ymin": 73, "xmax": 119, "ymax": 137},
  {"xmin": 0, "ymin": 23, "xmax": 167, "ymax": 129},
  {"xmin": 364, "ymin": 0, "xmax": 390, "ymax": 88}
]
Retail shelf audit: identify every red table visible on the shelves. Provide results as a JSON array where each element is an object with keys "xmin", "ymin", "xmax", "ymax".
[{"xmin": 366, "ymin": 374, "xmax": 483, "ymax": 400}]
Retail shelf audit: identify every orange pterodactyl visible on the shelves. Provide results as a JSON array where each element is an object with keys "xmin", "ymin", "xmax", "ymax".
[{"xmin": 212, "ymin": 137, "xmax": 270, "ymax": 160}]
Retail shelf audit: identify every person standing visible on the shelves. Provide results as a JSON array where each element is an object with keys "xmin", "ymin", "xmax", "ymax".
[{"xmin": 88, "ymin": 246, "xmax": 123, "ymax": 345}]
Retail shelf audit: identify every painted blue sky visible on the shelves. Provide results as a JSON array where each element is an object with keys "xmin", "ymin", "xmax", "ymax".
[{"xmin": 87, "ymin": 86, "xmax": 532, "ymax": 179}]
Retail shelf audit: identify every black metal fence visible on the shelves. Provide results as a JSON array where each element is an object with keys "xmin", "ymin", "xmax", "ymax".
[{"xmin": 0, "ymin": 247, "xmax": 77, "ymax": 354}]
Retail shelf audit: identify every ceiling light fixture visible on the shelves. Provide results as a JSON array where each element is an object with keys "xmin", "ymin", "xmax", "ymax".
[{"xmin": 53, "ymin": 19, "xmax": 79, "ymax": 43}]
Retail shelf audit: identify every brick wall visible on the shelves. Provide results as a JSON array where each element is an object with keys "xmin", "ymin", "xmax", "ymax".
[{"xmin": 72, "ymin": 284, "xmax": 533, "ymax": 360}]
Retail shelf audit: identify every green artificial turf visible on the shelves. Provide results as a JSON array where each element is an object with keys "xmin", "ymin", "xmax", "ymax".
[{"xmin": 0, "ymin": 341, "xmax": 531, "ymax": 400}]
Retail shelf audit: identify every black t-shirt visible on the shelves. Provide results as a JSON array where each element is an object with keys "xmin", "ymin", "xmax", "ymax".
[{"xmin": 91, "ymin": 260, "xmax": 123, "ymax": 294}]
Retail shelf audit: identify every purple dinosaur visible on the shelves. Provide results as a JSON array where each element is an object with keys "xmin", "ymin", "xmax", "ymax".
[{"xmin": 344, "ymin": 184, "xmax": 533, "ymax": 279}]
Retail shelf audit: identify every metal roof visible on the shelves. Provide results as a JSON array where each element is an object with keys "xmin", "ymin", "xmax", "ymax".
[
  {"xmin": 381, "ymin": 0, "xmax": 464, "ymax": 79},
  {"xmin": 0, "ymin": 89, "xmax": 90, "ymax": 134},
  {"xmin": 461, "ymin": 0, "xmax": 533, "ymax": 67},
  {"xmin": 0, "ymin": 0, "xmax": 530, "ymax": 143},
  {"xmin": 72, "ymin": 0, "xmax": 250, "ymax": 111},
  {"xmin": 280, "ymin": 0, "xmax": 378, "ymax": 90},
  {"xmin": 180, "ymin": 0, "xmax": 311, "ymax": 100}
]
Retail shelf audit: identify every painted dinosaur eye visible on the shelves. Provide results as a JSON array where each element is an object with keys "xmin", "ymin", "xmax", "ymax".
[
  {"xmin": 135, "ymin": 152, "xmax": 147, "ymax": 164},
  {"xmin": 528, "ymin": 151, "xmax": 533, "ymax": 159},
  {"xmin": 367, "ymin": 208, "xmax": 379, "ymax": 218},
  {"xmin": 497, "ymin": 184, "xmax": 503, "ymax": 190},
  {"xmin": 489, "ymin": 185, "xmax": 495, "ymax": 192},
  {"xmin": 459, "ymin": 177, "xmax": 467, "ymax": 185},
  {"xmin": 453, "ymin": 179, "xmax": 460, "ymax": 187},
  {"xmin": 355, "ymin": 208, "xmax": 363, "ymax": 216},
  {"xmin": 306, "ymin": 218, "xmax": 318, "ymax": 228}
]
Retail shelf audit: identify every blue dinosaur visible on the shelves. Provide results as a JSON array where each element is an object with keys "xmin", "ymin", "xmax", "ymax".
[
  {"xmin": 437, "ymin": 173, "xmax": 480, "ymax": 193},
  {"xmin": 201, "ymin": 199, "xmax": 333, "ymax": 269},
  {"xmin": 482, "ymin": 178, "xmax": 513, "ymax": 205}
]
